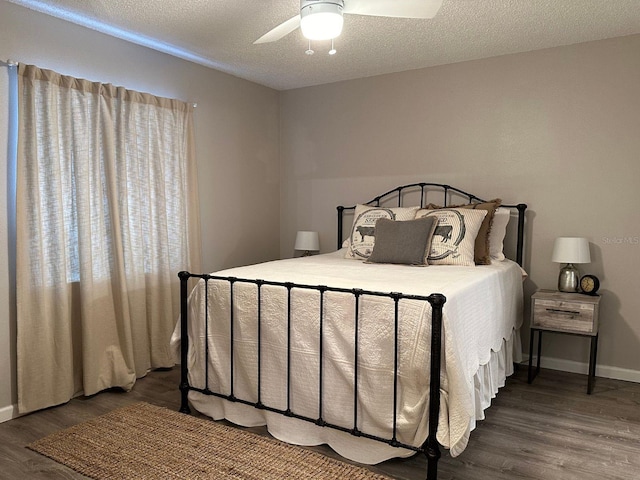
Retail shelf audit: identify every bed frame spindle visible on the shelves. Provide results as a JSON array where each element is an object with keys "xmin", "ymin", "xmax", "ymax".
[
  {"xmin": 391, "ymin": 293, "xmax": 400, "ymax": 444},
  {"xmin": 229, "ymin": 278, "xmax": 236, "ymax": 401},
  {"xmin": 317, "ymin": 287, "xmax": 326, "ymax": 426},
  {"xmin": 257, "ymin": 281, "xmax": 264, "ymax": 408}
]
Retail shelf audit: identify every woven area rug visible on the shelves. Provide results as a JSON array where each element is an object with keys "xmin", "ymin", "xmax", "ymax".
[{"xmin": 28, "ymin": 402, "xmax": 393, "ymax": 479}]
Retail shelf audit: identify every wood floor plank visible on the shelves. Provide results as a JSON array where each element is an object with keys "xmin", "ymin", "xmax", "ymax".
[{"xmin": 1, "ymin": 366, "xmax": 639, "ymax": 479}]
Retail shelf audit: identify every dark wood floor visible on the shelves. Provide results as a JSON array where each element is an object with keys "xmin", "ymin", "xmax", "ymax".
[{"xmin": 1, "ymin": 366, "xmax": 639, "ymax": 480}]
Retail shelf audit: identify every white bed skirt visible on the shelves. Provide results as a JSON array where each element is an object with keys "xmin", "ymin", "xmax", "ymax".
[{"xmin": 186, "ymin": 327, "xmax": 521, "ymax": 465}]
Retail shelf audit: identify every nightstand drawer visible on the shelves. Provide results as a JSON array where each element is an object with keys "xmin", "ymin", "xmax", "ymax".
[{"xmin": 532, "ymin": 298, "xmax": 596, "ymax": 334}]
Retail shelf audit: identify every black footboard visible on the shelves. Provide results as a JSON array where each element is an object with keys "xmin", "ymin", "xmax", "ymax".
[{"xmin": 178, "ymin": 271, "xmax": 446, "ymax": 480}]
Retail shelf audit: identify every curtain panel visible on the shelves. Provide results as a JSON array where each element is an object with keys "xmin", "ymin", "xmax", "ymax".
[{"xmin": 16, "ymin": 63, "xmax": 201, "ymax": 414}]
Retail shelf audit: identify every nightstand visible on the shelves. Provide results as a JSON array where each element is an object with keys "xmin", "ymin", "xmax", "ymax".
[{"xmin": 528, "ymin": 289, "xmax": 601, "ymax": 394}]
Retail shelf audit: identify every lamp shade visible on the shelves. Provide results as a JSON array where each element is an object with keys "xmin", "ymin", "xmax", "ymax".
[
  {"xmin": 294, "ymin": 231, "xmax": 320, "ymax": 252},
  {"xmin": 551, "ymin": 237, "xmax": 591, "ymax": 264}
]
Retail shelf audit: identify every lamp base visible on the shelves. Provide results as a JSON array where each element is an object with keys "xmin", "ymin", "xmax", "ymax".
[{"xmin": 558, "ymin": 263, "xmax": 580, "ymax": 292}]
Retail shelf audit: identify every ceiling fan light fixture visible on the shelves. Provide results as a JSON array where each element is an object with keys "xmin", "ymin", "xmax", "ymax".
[{"xmin": 300, "ymin": 1, "xmax": 344, "ymax": 41}]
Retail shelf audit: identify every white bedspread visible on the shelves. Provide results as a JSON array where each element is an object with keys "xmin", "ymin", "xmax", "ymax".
[{"xmin": 170, "ymin": 249, "xmax": 523, "ymax": 463}]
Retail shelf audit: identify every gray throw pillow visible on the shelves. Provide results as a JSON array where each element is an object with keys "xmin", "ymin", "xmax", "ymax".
[{"xmin": 366, "ymin": 216, "xmax": 437, "ymax": 265}]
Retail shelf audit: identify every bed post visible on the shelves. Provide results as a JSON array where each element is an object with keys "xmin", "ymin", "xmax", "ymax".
[
  {"xmin": 178, "ymin": 271, "xmax": 191, "ymax": 414},
  {"xmin": 515, "ymin": 203, "xmax": 527, "ymax": 267},
  {"xmin": 425, "ymin": 293, "xmax": 446, "ymax": 480},
  {"xmin": 337, "ymin": 206, "xmax": 345, "ymax": 250}
]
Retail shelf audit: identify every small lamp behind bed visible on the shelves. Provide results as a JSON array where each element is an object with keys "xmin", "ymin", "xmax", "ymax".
[
  {"xmin": 295, "ymin": 231, "xmax": 320, "ymax": 256},
  {"xmin": 552, "ymin": 237, "xmax": 591, "ymax": 292}
]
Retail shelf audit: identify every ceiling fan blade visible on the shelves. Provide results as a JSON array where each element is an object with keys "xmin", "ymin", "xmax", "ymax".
[
  {"xmin": 343, "ymin": 0, "xmax": 443, "ymax": 19},
  {"xmin": 254, "ymin": 14, "xmax": 301, "ymax": 44}
]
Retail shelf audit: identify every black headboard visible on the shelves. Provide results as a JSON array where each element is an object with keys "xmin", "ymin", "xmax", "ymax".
[{"xmin": 337, "ymin": 182, "xmax": 527, "ymax": 267}]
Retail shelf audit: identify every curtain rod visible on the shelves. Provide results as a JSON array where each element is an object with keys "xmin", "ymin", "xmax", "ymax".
[{"xmin": 1, "ymin": 59, "xmax": 196, "ymax": 106}]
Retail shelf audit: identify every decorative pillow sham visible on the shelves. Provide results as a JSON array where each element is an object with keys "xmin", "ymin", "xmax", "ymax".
[
  {"xmin": 425, "ymin": 199, "xmax": 501, "ymax": 265},
  {"xmin": 415, "ymin": 208, "xmax": 488, "ymax": 266},
  {"xmin": 345, "ymin": 204, "xmax": 420, "ymax": 260},
  {"xmin": 366, "ymin": 216, "xmax": 438, "ymax": 266},
  {"xmin": 489, "ymin": 207, "xmax": 510, "ymax": 261}
]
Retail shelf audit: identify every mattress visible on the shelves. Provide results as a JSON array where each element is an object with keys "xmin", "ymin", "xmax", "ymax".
[{"xmin": 170, "ymin": 249, "xmax": 524, "ymax": 463}]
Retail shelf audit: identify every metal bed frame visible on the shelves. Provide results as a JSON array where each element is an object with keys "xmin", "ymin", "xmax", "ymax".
[{"xmin": 178, "ymin": 182, "xmax": 527, "ymax": 480}]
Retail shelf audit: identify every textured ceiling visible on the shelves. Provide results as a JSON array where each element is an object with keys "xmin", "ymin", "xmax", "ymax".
[{"xmin": 7, "ymin": 0, "xmax": 640, "ymax": 90}]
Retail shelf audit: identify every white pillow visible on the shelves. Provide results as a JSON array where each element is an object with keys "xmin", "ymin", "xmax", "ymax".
[
  {"xmin": 345, "ymin": 204, "xmax": 420, "ymax": 260},
  {"xmin": 489, "ymin": 207, "xmax": 510, "ymax": 261},
  {"xmin": 415, "ymin": 208, "xmax": 487, "ymax": 266}
]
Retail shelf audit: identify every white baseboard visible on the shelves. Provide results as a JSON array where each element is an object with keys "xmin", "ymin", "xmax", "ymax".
[
  {"xmin": 0, "ymin": 403, "xmax": 17, "ymax": 423},
  {"xmin": 522, "ymin": 355, "xmax": 640, "ymax": 384}
]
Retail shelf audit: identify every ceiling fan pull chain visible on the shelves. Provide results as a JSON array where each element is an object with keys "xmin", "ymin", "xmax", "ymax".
[
  {"xmin": 305, "ymin": 39, "xmax": 315, "ymax": 55},
  {"xmin": 329, "ymin": 38, "xmax": 337, "ymax": 55}
]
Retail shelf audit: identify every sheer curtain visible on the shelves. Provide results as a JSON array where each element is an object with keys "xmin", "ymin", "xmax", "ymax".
[{"xmin": 16, "ymin": 64, "xmax": 201, "ymax": 414}]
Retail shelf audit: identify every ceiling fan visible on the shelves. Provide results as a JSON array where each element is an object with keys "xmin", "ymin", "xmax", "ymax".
[{"xmin": 254, "ymin": 0, "xmax": 443, "ymax": 47}]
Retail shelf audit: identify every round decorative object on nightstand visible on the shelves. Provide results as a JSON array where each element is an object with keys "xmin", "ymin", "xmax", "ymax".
[{"xmin": 580, "ymin": 274, "xmax": 600, "ymax": 296}]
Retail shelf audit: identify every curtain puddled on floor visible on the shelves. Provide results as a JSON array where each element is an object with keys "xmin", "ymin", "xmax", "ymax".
[{"xmin": 16, "ymin": 64, "xmax": 201, "ymax": 414}]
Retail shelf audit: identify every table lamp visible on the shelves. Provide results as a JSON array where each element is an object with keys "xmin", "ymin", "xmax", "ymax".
[
  {"xmin": 294, "ymin": 231, "xmax": 320, "ymax": 256},
  {"xmin": 551, "ymin": 237, "xmax": 591, "ymax": 292}
]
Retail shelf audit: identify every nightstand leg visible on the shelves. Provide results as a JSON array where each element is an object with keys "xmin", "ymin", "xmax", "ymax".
[
  {"xmin": 528, "ymin": 330, "xmax": 534, "ymax": 383},
  {"xmin": 528, "ymin": 330, "xmax": 541, "ymax": 384},
  {"xmin": 536, "ymin": 330, "xmax": 542, "ymax": 375},
  {"xmin": 588, "ymin": 334, "xmax": 598, "ymax": 394}
]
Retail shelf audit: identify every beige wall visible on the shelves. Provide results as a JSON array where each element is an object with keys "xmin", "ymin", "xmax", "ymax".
[
  {"xmin": 280, "ymin": 35, "xmax": 640, "ymax": 380},
  {"xmin": 0, "ymin": 0, "xmax": 280, "ymax": 419}
]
